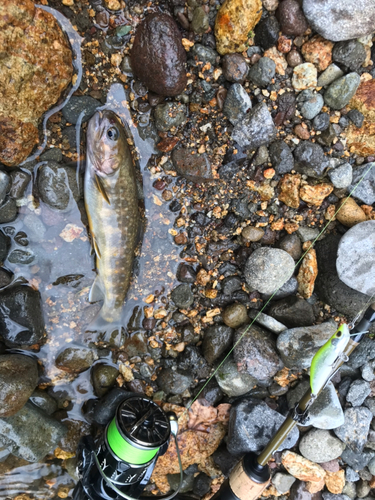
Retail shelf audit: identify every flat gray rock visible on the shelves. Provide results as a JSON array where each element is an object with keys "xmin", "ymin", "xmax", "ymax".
[
  {"xmin": 248, "ymin": 310, "xmax": 287, "ymax": 334},
  {"xmin": 302, "ymin": 0, "xmax": 375, "ymax": 41},
  {"xmin": 337, "ymin": 221, "xmax": 375, "ymax": 296},
  {"xmin": 299, "ymin": 428, "xmax": 346, "ymax": 463},
  {"xmin": 349, "ymin": 163, "xmax": 375, "ymax": 205},
  {"xmin": 334, "ymin": 407, "xmax": 372, "ymax": 452},
  {"xmin": 232, "ymin": 102, "xmax": 276, "ymax": 149}
]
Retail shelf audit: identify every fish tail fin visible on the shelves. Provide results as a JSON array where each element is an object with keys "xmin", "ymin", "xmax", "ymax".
[{"xmin": 84, "ymin": 302, "xmax": 126, "ymax": 346}]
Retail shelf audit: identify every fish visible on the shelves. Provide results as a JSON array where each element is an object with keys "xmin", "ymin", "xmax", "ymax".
[
  {"xmin": 84, "ymin": 109, "xmax": 140, "ymax": 341},
  {"xmin": 310, "ymin": 323, "xmax": 350, "ymax": 397}
]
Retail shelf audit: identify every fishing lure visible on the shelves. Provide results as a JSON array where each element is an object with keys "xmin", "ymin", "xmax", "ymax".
[{"xmin": 310, "ymin": 323, "xmax": 350, "ymax": 397}]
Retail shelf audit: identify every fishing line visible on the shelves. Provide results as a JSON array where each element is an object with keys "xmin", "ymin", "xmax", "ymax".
[{"xmin": 187, "ymin": 160, "xmax": 375, "ymax": 409}]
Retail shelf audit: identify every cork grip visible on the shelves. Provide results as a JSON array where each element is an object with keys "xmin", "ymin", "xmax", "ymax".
[{"xmin": 229, "ymin": 460, "xmax": 270, "ymax": 500}]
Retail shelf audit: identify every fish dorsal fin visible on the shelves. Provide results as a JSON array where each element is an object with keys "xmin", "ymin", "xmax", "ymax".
[
  {"xmin": 92, "ymin": 235, "xmax": 101, "ymax": 259},
  {"xmin": 89, "ymin": 276, "xmax": 104, "ymax": 303},
  {"xmin": 95, "ymin": 174, "xmax": 110, "ymax": 205}
]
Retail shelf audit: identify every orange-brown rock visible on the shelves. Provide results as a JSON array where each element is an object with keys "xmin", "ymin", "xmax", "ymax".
[
  {"xmin": 264, "ymin": 47, "xmax": 288, "ymax": 75},
  {"xmin": 306, "ymin": 478, "xmax": 325, "ymax": 494},
  {"xmin": 297, "ymin": 248, "xmax": 318, "ymax": 298},
  {"xmin": 347, "ymin": 79, "xmax": 375, "ymax": 155},
  {"xmin": 325, "ymin": 470, "xmax": 345, "ymax": 494},
  {"xmin": 282, "ymin": 451, "xmax": 326, "ymax": 483},
  {"xmin": 215, "ymin": 0, "xmax": 262, "ymax": 55},
  {"xmin": 350, "ymin": 79, "xmax": 375, "ymax": 122},
  {"xmin": 301, "ymin": 35, "xmax": 334, "ymax": 72},
  {"xmin": 299, "ymin": 183, "xmax": 333, "ymax": 206},
  {"xmin": 278, "ymin": 173, "xmax": 301, "ymax": 208},
  {"xmin": 247, "ymin": 180, "xmax": 275, "ymax": 201},
  {"xmin": 336, "ymin": 197, "xmax": 367, "ymax": 227},
  {"xmin": 0, "ymin": 0, "xmax": 73, "ymax": 166}
]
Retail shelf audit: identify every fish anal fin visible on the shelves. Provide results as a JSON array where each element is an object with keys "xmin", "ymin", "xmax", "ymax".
[
  {"xmin": 95, "ymin": 174, "xmax": 110, "ymax": 205},
  {"xmin": 89, "ymin": 276, "xmax": 104, "ymax": 303}
]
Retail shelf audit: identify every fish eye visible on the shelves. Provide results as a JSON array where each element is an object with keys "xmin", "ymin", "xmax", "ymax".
[
  {"xmin": 107, "ymin": 126, "xmax": 119, "ymax": 141},
  {"xmin": 337, "ymin": 331, "xmax": 342, "ymax": 337}
]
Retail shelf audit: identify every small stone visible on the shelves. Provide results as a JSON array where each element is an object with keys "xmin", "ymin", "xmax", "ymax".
[
  {"xmin": 269, "ymin": 141, "xmax": 294, "ymax": 175},
  {"xmin": 278, "ymin": 35, "xmax": 293, "ymax": 54},
  {"xmin": 287, "ymin": 49, "xmax": 304, "ymax": 67},
  {"xmin": 335, "ymin": 197, "xmax": 367, "ymax": 228},
  {"xmin": 299, "ymin": 429, "xmax": 346, "ymax": 463},
  {"xmin": 276, "ymin": 0, "xmax": 308, "ymax": 36},
  {"xmin": 248, "ymin": 310, "xmax": 287, "ymax": 333},
  {"xmin": 332, "ymin": 41, "xmax": 367, "ymax": 71},
  {"xmin": 222, "ymin": 303, "xmax": 248, "ymax": 328},
  {"xmin": 56, "ymin": 347, "xmax": 96, "ymax": 374},
  {"xmin": 193, "ymin": 473, "xmax": 211, "ymax": 496},
  {"xmin": 91, "ymin": 364, "xmax": 119, "ymax": 398},
  {"xmin": 29, "ymin": 389, "xmax": 57, "ymax": 416},
  {"xmin": 325, "ymin": 470, "xmax": 345, "ymax": 495},
  {"xmin": 279, "ymin": 233, "xmax": 302, "ymax": 260},
  {"xmin": 294, "ymin": 140, "xmax": 326, "ymax": 178},
  {"xmin": 202, "ymin": 324, "xmax": 234, "ymax": 364},
  {"xmin": 340, "ymin": 448, "xmax": 374, "ymax": 470},
  {"xmin": 361, "ymin": 363, "xmax": 375, "ymax": 382},
  {"xmin": 263, "ymin": 276, "xmax": 299, "ymax": 300},
  {"xmin": 324, "ymin": 73, "xmax": 361, "ymax": 110},
  {"xmin": 62, "ymin": 96, "xmax": 100, "ymax": 124},
  {"xmin": 301, "ymin": 35, "xmax": 334, "ymax": 72},
  {"xmin": 254, "ymin": 16, "xmax": 280, "ymax": 50},
  {"xmin": 347, "ymin": 109, "xmax": 364, "ymax": 129},
  {"xmin": 328, "ymin": 163, "xmax": 352, "ymax": 189},
  {"xmin": 346, "ymin": 468, "xmax": 360, "ymax": 482},
  {"xmin": 282, "ymin": 451, "xmax": 326, "ymax": 482},
  {"xmin": 9, "ymin": 171, "xmax": 30, "ymax": 200},
  {"xmin": 0, "ymin": 171, "xmax": 10, "ymax": 206},
  {"xmin": 223, "ymin": 54, "xmax": 248, "ymax": 83},
  {"xmin": 171, "ymin": 148, "xmax": 212, "ymax": 183},
  {"xmin": 244, "ymin": 247, "xmax": 295, "ymax": 295},
  {"xmin": 294, "ymin": 124, "xmax": 310, "ymax": 140},
  {"xmin": 334, "ymin": 407, "xmax": 373, "ymax": 453},
  {"xmin": 313, "ymin": 113, "xmax": 330, "ymax": 131},
  {"xmin": 37, "ymin": 162, "xmax": 80, "ymax": 211},
  {"xmin": 297, "ymin": 249, "xmax": 318, "ymax": 299},
  {"xmin": 0, "ymin": 198, "xmax": 17, "ymax": 223},
  {"xmin": 176, "ymin": 263, "xmax": 196, "ymax": 284},
  {"xmin": 191, "ymin": 7, "xmax": 209, "ymax": 34},
  {"xmin": 191, "ymin": 44, "xmax": 218, "ymax": 66},
  {"xmin": 297, "ymin": 90, "xmax": 324, "ymax": 120},
  {"xmin": 232, "ymin": 102, "xmax": 277, "ymax": 149},
  {"xmin": 223, "ymin": 83, "xmax": 252, "ymax": 125},
  {"xmin": 273, "ymin": 473, "xmax": 296, "ymax": 494},
  {"xmin": 215, "ymin": 355, "xmax": 258, "ymax": 397},
  {"xmin": 269, "ymin": 296, "xmax": 315, "ymax": 328},
  {"xmin": 278, "ymin": 173, "xmax": 301, "ymax": 208},
  {"xmin": 348, "ymin": 163, "xmax": 375, "ymax": 205},
  {"xmin": 154, "ymin": 102, "xmax": 186, "ymax": 132},
  {"xmin": 242, "ymin": 226, "xmax": 265, "ymax": 242},
  {"xmin": 7, "ymin": 249, "xmax": 34, "ymax": 265},
  {"xmin": 297, "ymin": 226, "xmax": 320, "ymax": 242},
  {"xmin": 157, "ymin": 368, "xmax": 193, "ymax": 395},
  {"xmin": 263, "ymin": 0, "xmax": 279, "ymax": 11},
  {"xmin": 265, "ymin": 46, "xmax": 288, "ymax": 75},
  {"xmin": 248, "ymin": 57, "xmax": 276, "ymax": 87},
  {"xmin": 299, "ymin": 183, "xmax": 334, "ymax": 206},
  {"xmin": 171, "ymin": 284, "xmax": 194, "ymax": 309},
  {"xmin": 292, "ymin": 63, "xmax": 317, "ymax": 91}
]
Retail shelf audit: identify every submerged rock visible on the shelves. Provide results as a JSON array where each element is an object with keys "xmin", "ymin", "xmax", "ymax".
[
  {"xmin": 37, "ymin": 161, "xmax": 80, "ymax": 211},
  {"xmin": 55, "ymin": 346, "xmax": 97, "ymax": 374}
]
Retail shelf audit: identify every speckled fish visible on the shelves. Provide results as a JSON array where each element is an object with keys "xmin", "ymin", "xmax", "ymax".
[
  {"xmin": 85, "ymin": 110, "xmax": 140, "ymax": 336},
  {"xmin": 310, "ymin": 323, "xmax": 350, "ymax": 396}
]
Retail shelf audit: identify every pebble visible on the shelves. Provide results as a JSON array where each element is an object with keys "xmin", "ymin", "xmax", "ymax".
[
  {"xmin": 254, "ymin": 16, "xmax": 280, "ymax": 50},
  {"xmin": 317, "ymin": 64, "xmax": 344, "ymax": 89},
  {"xmin": 269, "ymin": 140, "xmax": 294, "ymax": 175},
  {"xmin": 232, "ymin": 102, "xmax": 277, "ymax": 149},
  {"xmin": 335, "ymin": 197, "xmax": 367, "ymax": 228},
  {"xmin": 222, "ymin": 303, "xmax": 248, "ymax": 328},
  {"xmin": 202, "ymin": 324, "xmax": 234, "ymax": 364},
  {"xmin": 300, "ymin": 183, "xmax": 333, "ymax": 206},
  {"xmin": 157, "ymin": 368, "xmax": 194, "ymax": 395},
  {"xmin": 248, "ymin": 310, "xmax": 287, "ymax": 333},
  {"xmin": 268, "ymin": 296, "xmax": 315, "ymax": 328},
  {"xmin": 0, "ymin": 402, "xmax": 67, "ymax": 462},
  {"xmin": 328, "ymin": 163, "xmax": 353, "ymax": 189},
  {"xmin": 242, "ymin": 226, "xmax": 265, "ymax": 242},
  {"xmin": 193, "ymin": 473, "xmax": 211, "ymax": 496},
  {"xmin": 168, "ymin": 473, "xmax": 194, "ymax": 494},
  {"xmin": 297, "ymin": 226, "xmax": 319, "ymax": 243},
  {"xmin": 0, "ymin": 171, "xmax": 10, "ymax": 206},
  {"xmin": 9, "ymin": 170, "xmax": 30, "ymax": 200},
  {"xmin": 215, "ymin": 355, "xmax": 258, "ymax": 397},
  {"xmin": 336, "ymin": 221, "xmax": 375, "ymax": 296},
  {"xmin": 313, "ymin": 113, "xmax": 330, "ymax": 131},
  {"xmin": 349, "ymin": 337, "xmax": 375, "ymax": 370},
  {"xmin": 340, "ymin": 448, "xmax": 374, "ymax": 470},
  {"xmin": 346, "ymin": 468, "xmax": 360, "ymax": 482},
  {"xmin": 154, "ymin": 103, "xmax": 187, "ymax": 132},
  {"xmin": 227, "ymin": 398, "xmax": 299, "ymax": 455},
  {"xmin": 93, "ymin": 388, "xmax": 133, "ymax": 426},
  {"xmin": 301, "ymin": 35, "xmax": 334, "ymax": 72},
  {"xmin": 214, "ymin": 0, "xmax": 263, "ymax": 55},
  {"xmin": 171, "ymin": 148, "xmax": 212, "ymax": 183},
  {"xmin": 282, "ymin": 451, "xmax": 326, "ymax": 482},
  {"xmin": 361, "ymin": 363, "xmax": 375, "ymax": 382},
  {"xmin": 222, "ymin": 54, "xmax": 248, "ymax": 83},
  {"xmin": 292, "ymin": 63, "xmax": 318, "ymax": 91},
  {"xmin": 176, "ymin": 263, "xmax": 196, "ymax": 283},
  {"xmin": 332, "ymin": 40, "xmax": 367, "ymax": 71},
  {"xmin": 299, "ymin": 429, "xmax": 346, "ymax": 463},
  {"xmin": 233, "ymin": 323, "xmax": 284, "ymax": 382},
  {"xmin": 348, "ymin": 163, "xmax": 375, "ymax": 205},
  {"xmin": 287, "ymin": 49, "xmax": 304, "ymax": 68},
  {"xmin": 131, "ymin": 13, "xmax": 187, "ymax": 96},
  {"xmin": 297, "ymin": 90, "xmax": 324, "ymax": 120},
  {"xmin": 347, "ymin": 110, "xmax": 364, "ymax": 129},
  {"xmin": 277, "ymin": 321, "xmax": 337, "ymax": 370},
  {"xmin": 223, "ymin": 83, "xmax": 252, "ymax": 125},
  {"xmin": 0, "ymin": 198, "xmax": 17, "ymax": 223},
  {"xmin": 302, "ymin": 0, "xmax": 375, "ymax": 42},
  {"xmin": 273, "ymin": 473, "xmax": 296, "ymax": 494},
  {"xmin": 62, "ymin": 96, "xmax": 101, "ymax": 124},
  {"xmin": 55, "ymin": 346, "xmax": 97, "ymax": 374},
  {"xmin": 279, "ymin": 233, "xmax": 302, "ymax": 260},
  {"xmin": 178, "ymin": 346, "xmax": 210, "ymax": 379},
  {"xmin": 0, "ymin": 355, "xmax": 38, "ymax": 418},
  {"xmin": 0, "ymin": 285, "xmax": 44, "ymax": 347},
  {"xmin": 7, "ymin": 249, "xmax": 34, "ymax": 265},
  {"xmin": 249, "ymin": 57, "xmax": 276, "ymax": 88},
  {"xmin": 334, "ymin": 407, "xmax": 373, "ymax": 452},
  {"xmin": 276, "ymin": 0, "xmax": 308, "ymax": 36},
  {"xmin": 29, "ymin": 389, "xmax": 57, "ymax": 416},
  {"xmin": 191, "ymin": 44, "xmax": 218, "ymax": 66},
  {"xmin": 91, "ymin": 364, "xmax": 119, "ymax": 398},
  {"xmin": 324, "ymin": 73, "xmax": 361, "ymax": 110},
  {"xmin": 294, "ymin": 125, "xmax": 310, "ymax": 140},
  {"xmin": 0, "ymin": 269, "xmax": 12, "ymax": 288},
  {"xmin": 294, "ymin": 141, "xmax": 326, "ymax": 178},
  {"xmin": 171, "ymin": 284, "xmax": 194, "ymax": 309},
  {"xmin": 191, "ymin": 7, "xmax": 209, "ymax": 34}
]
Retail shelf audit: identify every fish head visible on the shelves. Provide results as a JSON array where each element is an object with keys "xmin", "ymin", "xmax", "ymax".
[{"xmin": 87, "ymin": 110, "xmax": 128, "ymax": 176}]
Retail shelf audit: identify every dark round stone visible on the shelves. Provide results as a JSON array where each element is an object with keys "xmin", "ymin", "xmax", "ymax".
[
  {"xmin": 254, "ymin": 16, "xmax": 280, "ymax": 50},
  {"xmin": 276, "ymin": 0, "xmax": 308, "ymax": 36},
  {"xmin": 313, "ymin": 112, "xmax": 330, "ymax": 131},
  {"xmin": 222, "ymin": 53, "xmax": 249, "ymax": 83}
]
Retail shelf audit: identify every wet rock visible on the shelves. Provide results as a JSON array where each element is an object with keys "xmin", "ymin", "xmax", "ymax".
[
  {"xmin": 299, "ymin": 429, "xmax": 346, "ymax": 463},
  {"xmin": 215, "ymin": 355, "xmax": 258, "ymax": 396},
  {"xmin": 289, "ymin": 480, "xmax": 313, "ymax": 500},
  {"xmin": 157, "ymin": 368, "xmax": 193, "ymax": 395},
  {"xmin": 62, "ymin": 96, "xmax": 100, "ymax": 124},
  {"xmin": 244, "ymin": 247, "xmax": 294, "ymax": 294},
  {"xmin": 37, "ymin": 161, "xmax": 80, "ymax": 211},
  {"xmin": 254, "ymin": 16, "xmax": 280, "ymax": 50},
  {"xmin": 293, "ymin": 141, "xmax": 326, "ymax": 179},
  {"xmin": 242, "ymin": 226, "xmax": 265, "ymax": 242},
  {"xmin": 223, "ymin": 83, "xmax": 252, "ymax": 125},
  {"xmin": 0, "ymin": 198, "xmax": 17, "ymax": 223},
  {"xmin": 29, "ymin": 389, "xmax": 57, "ymax": 416},
  {"xmin": 171, "ymin": 148, "xmax": 212, "ymax": 182},
  {"xmin": 248, "ymin": 310, "xmax": 287, "ymax": 333},
  {"xmin": 297, "ymin": 90, "xmax": 324, "ymax": 120},
  {"xmin": 55, "ymin": 346, "xmax": 97, "ymax": 374},
  {"xmin": 0, "ymin": 285, "xmax": 44, "ymax": 347},
  {"xmin": 292, "ymin": 63, "xmax": 317, "ymax": 91},
  {"xmin": 191, "ymin": 7, "xmax": 209, "ymax": 34},
  {"xmin": 91, "ymin": 363, "xmax": 119, "ymax": 398},
  {"xmin": 202, "ymin": 324, "xmax": 234, "ymax": 364},
  {"xmin": 328, "ymin": 163, "xmax": 352, "ymax": 189},
  {"xmin": 0, "ymin": 231, "xmax": 9, "ymax": 264},
  {"xmin": 193, "ymin": 473, "xmax": 211, "ymax": 496},
  {"xmin": 93, "ymin": 388, "xmax": 134, "ymax": 426},
  {"xmin": 313, "ymin": 113, "xmax": 330, "ymax": 132},
  {"xmin": 340, "ymin": 448, "xmax": 374, "ymax": 470},
  {"xmin": 248, "ymin": 57, "xmax": 276, "ymax": 87},
  {"xmin": 276, "ymin": 0, "xmax": 308, "ymax": 36},
  {"xmin": 131, "ymin": 13, "xmax": 187, "ymax": 96},
  {"xmin": 222, "ymin": 276, "xmax": 242, "ymax": 296},
  {"xmin": 273, "ymin": 472, "xmax": 296, "ymax": 494},
  {"xmin": 334, "ymin": 407, "xmax": 372, "ymax": 452},
  {"xmin": 297, "ymin": 227, "xmax": 319, "ymax": 243},
  {"xmin": 0, "ymin": 402, "xmax": 67, "ymax": 462},
  {"xmin": 227, "ymin": 398, "xmax": 299, "ymax": 455},
  {"xmin": 191, "ymin": 44, "xmax": 218, "ymax": 66},
  {"xmin": 168, "ymin": 472, "xmax": 194, "ymax": 493},
  {"xmin": 336, "ymin": 221, "xmax": 375, "ymax": 296},
  {"xmin": 300, "ymin": 183, "xmax": 333, "ymax": 206},
  {"xmin": 0, "ymin": 268, "xmax": 12, "ymax": 288},
  {"xmin": 233, "ymin": 323, "xmax": 284, "ymax": 382},
  {"xmin": 332, "ymin": 41, "xmax": 367, "ymax": 72},
  {"xmin": 222, "ymin": 303, "xmax": 248, "ymax": 328},
  {"xmin": 176, "ymin": 263, "xmax": 196, "ymax": 283},
  {"xmin": 7, "ymin": 249, "xmax": 34, "ymax": 265},
  {"xmin": 277, "ymin": 321, "xmax": 337, "ymax": 370},
  {"xmin": 0, "ymin": 172, "xmax": 9, "ymax": 206},
  {"xmin": 223, "ymin": 54, "xmax": 248, "ymax": 84},
  {"xmin": 0, "ymin": 0, "xmax": 73, "ymax": 166},
  {"xmin": 302, "ymin": 0, "xmax": 375, "ymax": 42},
  {"xmin": 214, "ymin": 0, "xmax": 263, "ymax": 55},
  {"xmin": 348, "ymin": 163, "xmax": 375, "ymax": 205},
  {"xmin": 232, "ymin": 102, "xmax": 277, "ymax": 150},
  {"xmin": 324, "ymin": 74, "xmax": 361, "ymax": 111},
  {"xmin": 346, "ymin": 380, "xmax": 371, "ymax": 407},
  {"xmin": 268, "ymin": 296, "xmax": 315, "ymax": 328},
  {"xmin": 178, "ymin": 346, "xmax": 210, "ymax": 379},
  {"xmin": 347, "ymin": 110, "xmax": 364, "ymax": 129},
  {"xmin": 301, "ymin": 35, "xmax": 334, "ymax": 72},
  {"xmin": 171, "ymin": 284, "xmax": 194, "ymax": 309},
  {"xmin": 253, "ymin": 145, "xmax": 269, "ymax": 166},
  {"xmin": 154, "ymin": 103, "xmax": 186, "ymax": 132},
  {"xmin": 0, "ymin": 355, "xmax": 38, "ymax": 417},
  {"xmin": 286, "ymin": 49, "xmax": 303, "ymax": 68}
]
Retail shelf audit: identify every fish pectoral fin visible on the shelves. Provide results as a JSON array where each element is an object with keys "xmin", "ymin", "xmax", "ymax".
[
  {"xmin": 89, "ymin": 276, "xmax": 104, "ymax": 302},
  {"xmin": 95, "ymin": 174, "xmax": 110, "ymax": 205},
  {"xmin": 92, "ymin": 235, "xmax": 101, "ymax": 259}
]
